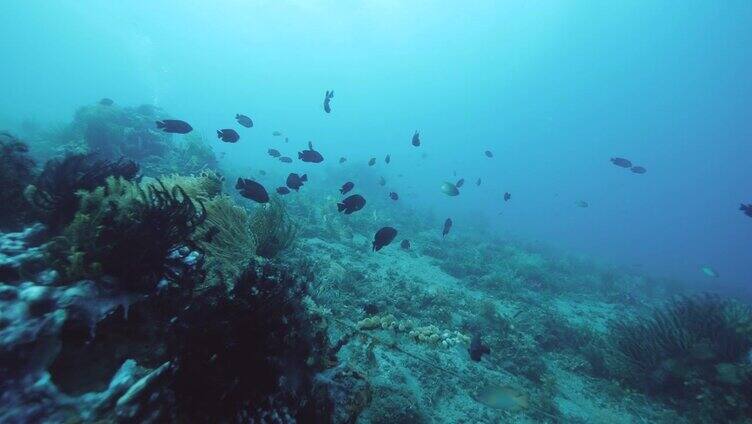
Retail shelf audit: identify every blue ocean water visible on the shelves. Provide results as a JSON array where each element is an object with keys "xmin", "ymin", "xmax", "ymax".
[
  {"xmin": 2, "ymin": 1, "xmax": 750, "ymax": 297},
  {"xmin": 1, "ymin": 3, "xmax": 752, "ymax": 422}
]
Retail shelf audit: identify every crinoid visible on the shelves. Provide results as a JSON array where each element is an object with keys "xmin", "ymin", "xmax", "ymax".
[{"xmin": 25, "ymin": 154, "xmax": 138, "ymax": 233}]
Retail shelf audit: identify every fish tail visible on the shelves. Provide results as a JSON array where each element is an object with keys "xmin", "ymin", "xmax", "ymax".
[
  {"xmin": 155, "ymin": 121, "xmax": 164, "ymax": 129},
  {"xmin": 235, "ymin": 178, "xmax": 244, "ymax": 189},
  {"xmin": 216, "ymin": 130, "xmax": 222, "ymax": 139},
  {"xmin": 337, "ymin": 203, "xmax": 346, "ymax": 212},
  {"xmin": 298, "ymin": 152, "xmax": 303, "ymax": 159},
  {"xmin": 301, "ymin": 174, "xmax": 307, "ymax": 182}
]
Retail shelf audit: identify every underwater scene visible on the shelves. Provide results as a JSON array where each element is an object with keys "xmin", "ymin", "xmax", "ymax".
[{"xmin": 1, "ymin": 2, "xmax": 752, "ymax": 423}]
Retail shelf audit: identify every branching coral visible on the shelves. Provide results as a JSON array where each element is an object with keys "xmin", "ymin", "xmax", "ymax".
[
  {"xmin": 25, "ymin": 154, "xmax": 138, "ymax": 233},
  {"xmin": 250, "ymin": 197, "xmax": 298, "ymax": 259},
  {"xmin": 194, "ymin": 195, "xmax": 256, "ymax": 291},
  {"xmin": 0, "ymin": 133, "xmax": 35, "ymax": 230},
  {"xmin": 48, "ymin": 177, "xmax": 206, "ymax": 291}
]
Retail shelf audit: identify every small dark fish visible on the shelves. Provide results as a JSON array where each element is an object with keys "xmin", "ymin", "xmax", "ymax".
[
  {"xmin": 740, "ymin": 203, "xmax": 752, "ymax": 218},
  {"xmin": 324, "ymin": 90, "xmax": 334, "ymax": 113},
  {"xmin": 385, "ymin": 154, "xmax": 391, "ymax": 164},
  {"xmin": 337, "ymin": 194, "xmax": 366, "ymax": 214},
  {"xmin": 258, "ymin": 170, "xmax": 266, "ymax": 175},
  {"xmin": 469, "ymin": 333, "xmax": 490, "ymax": 361},
  {"xmin": 476, "ymin": 178, "xmax": 481, "ymax": 186},
  {"xmin": 378, "ymin": 176, "xmax": 386, "ymax": 186},
  {"xmin": 99, "ymin": 98, "xmax": 114, "ymax": 106},
  {"xmin": 630, "ymin": 166, "xmax": 646, "ymax": 174},
  {"xmin": 456, "ymin": 178, "xmax": 465, "ymax": 188},
  {"xmin": 284, "ymin": 137, "xmax": 289, "ymax": 143},
  {"xmin": 235, "ymin": 177, "xmax": 269, "ymax": 203},
  {"xmin": 272, "ymin": 131, "xmax": 282, "ymax": 136},
  {"xmin": 217, "ymin": 129, "xmax": 240, "ymax": 143},
  {"xmin": 372, "ymin": 226, "xmax": 398, "ymax": 251},
  {"xmin": 504, "ymin": 192, "xmax": 511, "ymax": 202},
  {"xmin": 368, "ymin": 158, "xmax": 376, "ymax": 166},
  {"xmin": 339, "ymin": 157, "xmax": 347, "ymax": 164},
  {"xmin": 236, "ymin": 114, "xmax": 253, "ymax": 128},
  {"xmin": 400, "ymin": 239, "xmax": 411, "ymax": 250},
  {"xmin": 156, "ymin": 119, "xmax": 192, "ymax": 134},
  {"xmin": 453, "ymin": 170, "xmax": 457, "ymax": 177},
  {"xmin": 610, "ymin": 157, "xmax": 632, "ymax": 168},
  {"xmin": 276, "ymin": 187, "xmax": 291, "ymax": 195},
  {"xmin": 279, "ymin": 156, "xmax": 293, "ymax": 163},
  {"xmin": 298, "ymin": 141, "xmax": 324, "ymax": 163},
  {"xmin": 442, "ymin": 218, "xmax": 452, "ymax": 237},
  {"xmin": 441, "ymin": 182, "xmax": 459, "ymax": 196},
  {"xmin": 340, "ymin": 182, "xmax": 354, "ymax": 195},
  {"xmin": 412, "ymin": 131, "xmax": 420, "ymax": 147},
  {"xmin": 576, "ymin": 200, "xmax": 589, "ymax": 208},
  {"xmin": 286, "ymin": 173, "xmax": 308, "ymax": 191},
  {"xmin": 484, "ymin": 150, "xmax": 493, "ymax": 158},
  {"xmin": 389, "ymin": 192, "xmax": 399, "ymax": 201},
  {"xmin": 268, "ymin": 149, "xmax": 281, "ymax": 158},
  {"xmin": 202, "ymin": 226, "xmax": 220, "ymax": 243}
]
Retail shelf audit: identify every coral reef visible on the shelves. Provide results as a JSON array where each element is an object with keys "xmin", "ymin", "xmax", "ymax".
[
  {"xmin": 606, "ymin": 294, "xmax": 752, "ymax": 421},
  {"xmin": 47, "ymin": 177, "xmax": 205, "ymax": 291},
  {"xmin": 356, "ymin": 314, "xmax": 469, "ymax": 348},
  {"xmin": 25, "ymin": 154, "xmax": 139, "ymax": 233},
  {"xmin": 250, "ymin": 197, "xmax": 298, "ymax": 259},
  {"xmin": 0, "ymin": 132, "xmax": 35, "ymax": 230},
  {"xmin": 194, "ymin": 195, "xmax": 256, "ymax": 291}
]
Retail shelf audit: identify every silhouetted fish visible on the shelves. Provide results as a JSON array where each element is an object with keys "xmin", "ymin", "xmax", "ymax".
[
  {"xmin": 373, "ymin": 227, "xmax": 397, "ymax": 251},
  {"xmin": 469, "ymin": 333, "xmax": 490, "ymax": 361},
  {"xmin": 299, "ymin": 141, "xmax": 324, "ymax": 163},
  {"xmin": 272, "ymin": 131, "xmax": 282, "ymax": 136},
  {"xmin": 236, "ymin": 177, "xmax": 269, "ymax": 203},
  {"xmin": 389, "ymin": 192, "xmax": 399, "ymax": 201},
  {"xmin": 236, "ymin": 114, "xmax": 253, "ymax": 128},
  {"xmin": 340, "ymin": 182, "xmax": 354, "ymax": 195},
  {"xmin": 279, "ymin": 156, "xmax": 293, "ymax": 163},
  {"xmin": 456, "ymin": 178, "xmax": 465, "ymax": 188},
  {"xmin": 99, "ymin": 98, "xmax": 114, "ymax": 106},
  {"xmin": 700, "ymin": 266, "xmax": 719, "ymax": 278},
  {"xmin": 484, "ymin": 150, "xmax": 493, "ymax": 158},
  {"xmin": 504, "ymin": 192, "xmax": 511, "ymax": 201},
  {"xmin": 400, "ymin": 239, "xmax": 410, "ymax": 250},
  {"xmin": 217, "ymin": 129, "xmax": 240, "ymax": 143},
  {"xmin": 740, "ymin": 203, "xmax": 752, "ymax": 218},
  {"xmin": 368, "ymin": 158, "xmax": 376, "ymax": 166},
  {"xmin": 576, "ymin": 200, "xmax": 589, "ymax": 208},
  {"xmin": 258, "ymin": 170, "xmax": 266, "ymax": 175},
  {"xmin": 339, "ymin": 157, "xmax": 347, "ymax": 164},
  {"xmin": 412, "ymin": 131, "xmax": 420, "ymax": 146},
  {"xmin": 285, "ymin": 137, "xmax": 289, "ymax": 143},
  {"xmin": 630, "ymin": 166, "xmax": 646, "ymax": 174},
  {"xmin": 385, "ymin": 154, "xmax": 391, "ymax": 164},
  {"xmin": 441, "ymin": 182, "xmax": 459, "ymax": 196},
  {"xmin": 276, "ymin": 187, "xmax": 290, "ymax": 195},
  {"xmin": 610, "ymin": 157, "xmax": 632, "ymax": 168},
  {"xmin": 442, "ymin": 218, "xmax": 452, "ymax": 237},
  {"xmin": 286, "ymin": 173, "xmax": 307, "ymax": 191},
  {"xmin": 378, "ymin": 176, "xmax": 386, "ymax": 186},
  {"xmin": 338, "ymin": 194, "xmax": 366, "ymax": 214},
  {"xmin": 476, "ymin": 178, "xmax": 481, "ymax": 186},
  {"xmin": 156, "ymin": 119, "xmax": 192, "ymax": 134},
  {"xmin": 324, "ymin": 90, "xmax": 334, "ymax": 113},
  {"xmin": 268, "ymin": 149, "xmax": 281, "ymax": 158}
]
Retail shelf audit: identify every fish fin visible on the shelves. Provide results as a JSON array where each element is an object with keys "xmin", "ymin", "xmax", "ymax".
[
  {"xmin": 301, "ymin": 174, "xmax": 307, "ymax": 182},
  {"xmin": 308, "ymin": 141, "xmax": 313, "ymax": 149},
  {"xmin": 216, "ymin": 130, "xmax": 222, "ymax": 139},
  {"xmin": 337, "ymin": 203, "xmax": 346, "ymax": 212},
  {"xmin": 339, "ymin": 189, "xmax": 344, "ymax": 194},
  {"xmin": 235, "ymin": 114, "xmax": 240, "ymax": 119},
  {"xmin": 235, "ymin": 178, "xmax": 244, "ymax": 189},
  {"xmin": 298, "ymin": 152, "xmax": 303, "ymax": 159},
  {"xmin": 155, "ymin": 121, "xmax": 165, "ymax": 129}
]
